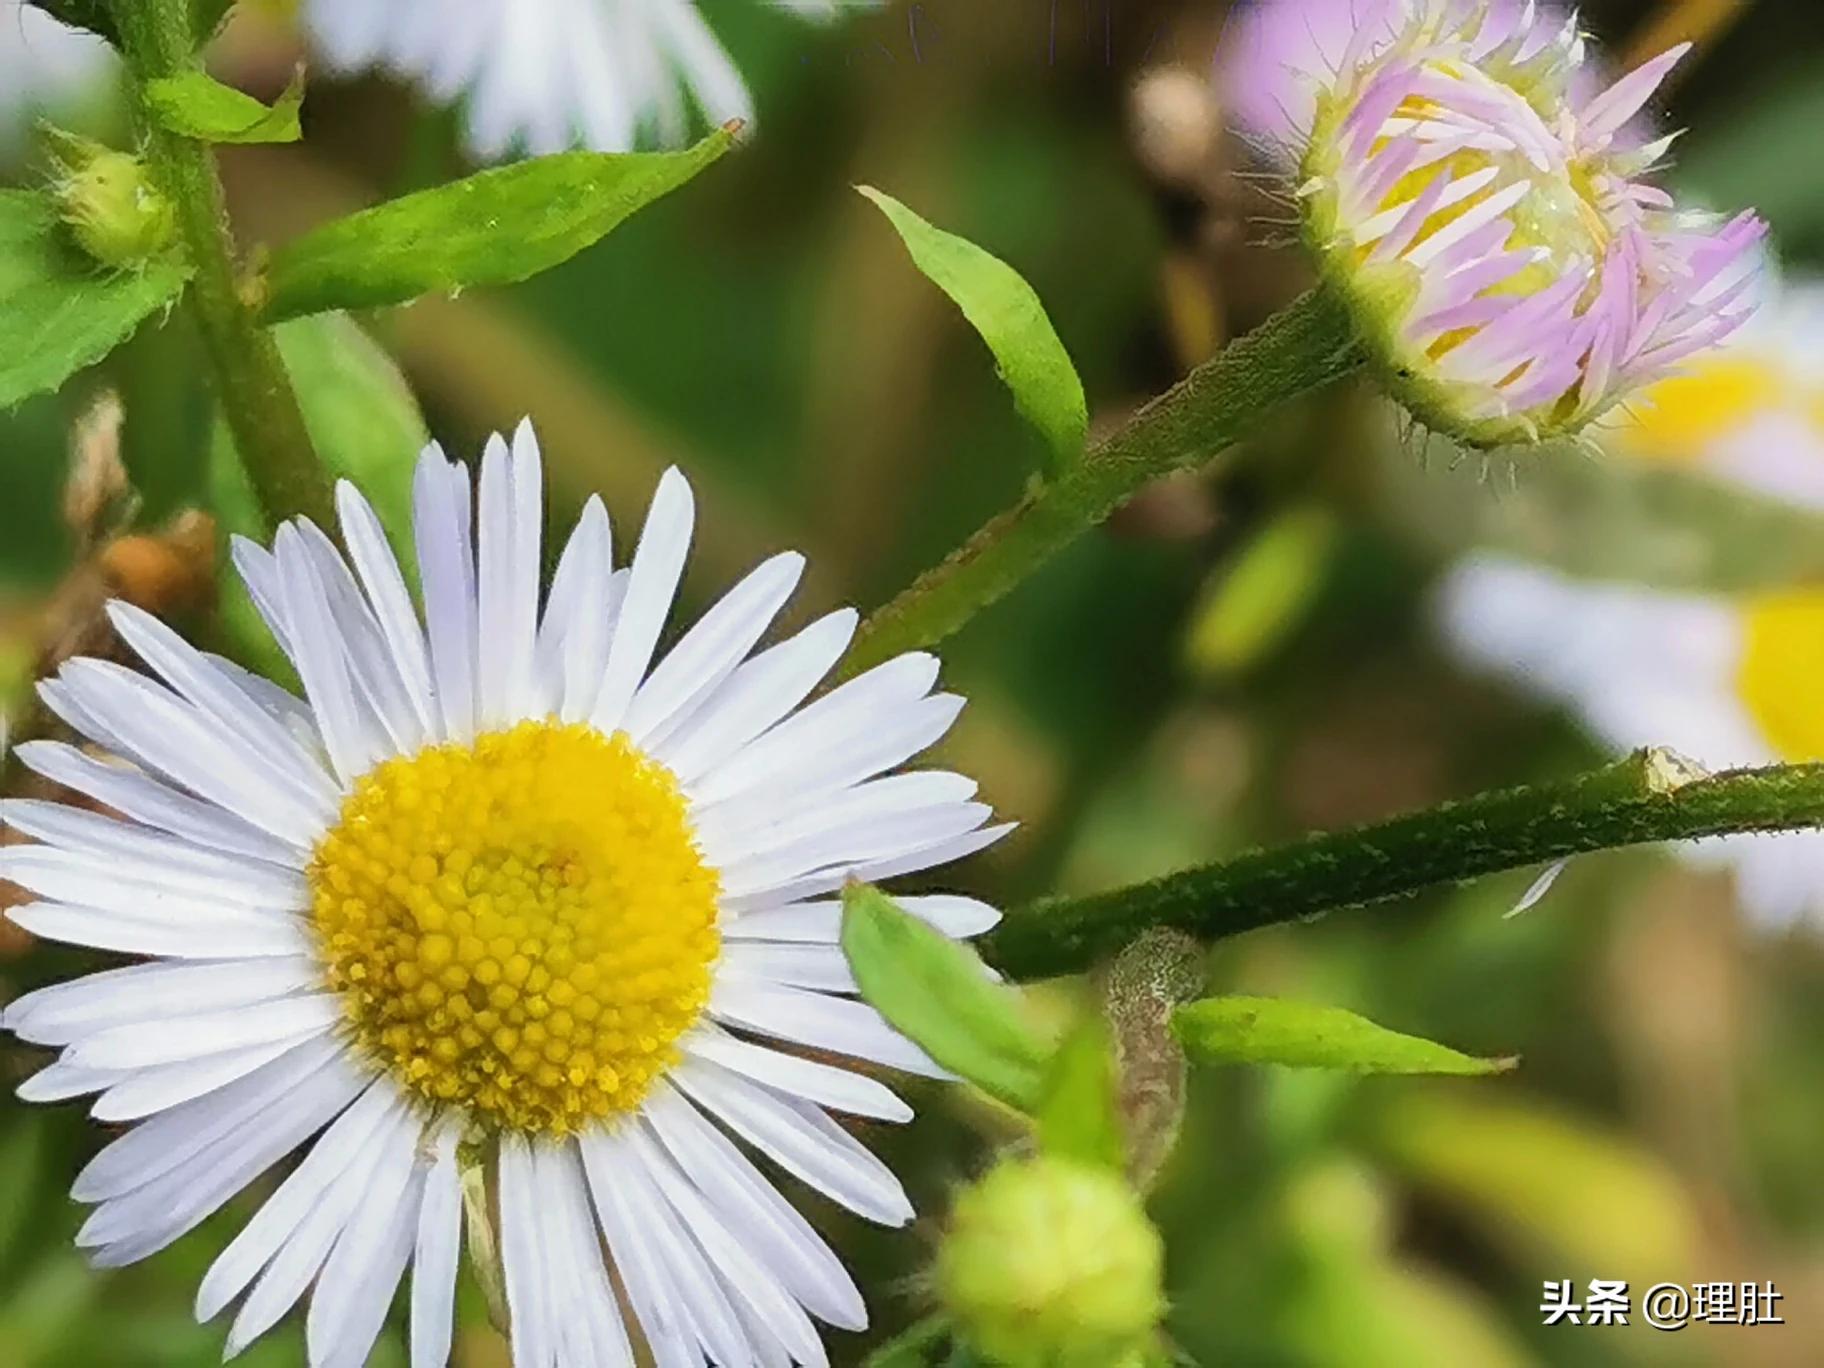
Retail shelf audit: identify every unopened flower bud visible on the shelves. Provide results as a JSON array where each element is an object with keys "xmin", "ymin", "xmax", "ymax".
[
  {"xmin": 938, "ymin": 1156, "xmax": 1165, "ymax": 1368},
  {"xmin": 50, "ymin": 133, "xmax": 176, "ymax": 270},
  {"xmin": 1296, "ymin": 0, "xmax": 1764, "ymax": 448}
]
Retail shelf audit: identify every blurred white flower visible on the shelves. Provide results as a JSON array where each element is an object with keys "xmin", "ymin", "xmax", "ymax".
[
  {"xmin": 0, "ymin": 3, "xmax": 114, "ymax": 151},
  {"xmin": 302, "ymin": 0, "xmax": 874, "ymax": 160},
  {"xmin": 1439, "ymin": 555, "xmax": 1824, "ymax": 928}
]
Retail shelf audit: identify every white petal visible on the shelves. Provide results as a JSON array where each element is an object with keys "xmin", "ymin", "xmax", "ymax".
[
  {"xmin": 273, "ymin": 524, "xmax": 383, "ymax": 785},
  {"xmin": 10, "ymin": 740, "xmax": 303, "ymax": 866},
  {"xmin": 708, "ymin": 978, "xmax": 948, "ymax": 1079},
  {"xmin": 413, "ymin": 446, "xmax": 479, "ymax": 744},
  {"xmin": 338, "ymin": 479, "xmax": 438, "ymax": 740},
  {"xmin": 6, "ymin": 900, "xmax": 312, "ymax": 960},
  {"xmin": 197, "ymin": 1079, "xmax": 400, "ymax": 1322},
  {"xmin": 643, "ymin": 1081, "xmax": 869, "ymax": 1330},
  {"xmin": 695, "ymin": 770, "xmax": 979, "ymax": 867},
  {"xmin": 624, "ymin": 551, "xmax": 805, "ymax": 747},
  {"xmin": 91, "ymin": 1035, "xmax": 315, "ymax": 1123},
  {"xmin": 106, "ymin": 601, "xmax": 337, "ymax": 805},
  {"xmin": 687, "ymin": 654, "xmax": 946, "ymax": 809},
  {"xmin": 580, "ymin": 1126, "xmax": 753, "ymax": 1368},
  {"xmin": 50, "ymin": 660, "xmax": 330, "ymax": 845},
  {"xmin": 306, "ymin": 1107, "xmax": 426, "ymax": 1368},
  {"xmin": 723, "ymin": 893, "xmax": 1001, "ymax": 943},
  {"xmin": 718, "ymin": 941, "xmax": 858, "ymax": 994},
  {"xmin": 671, "ymin": 1057, "xmax": 914, "ymax": 1226},
  {"xmin": 714, "ymin": 802, "xmax": 992, "ymax": 903},
  {"xmin": 683, "ymin": 1026, "xmax": 908, "ymax": 1121},
  {"xmin": 538, "ymin": 495, "xmax": 614, "ymax": 723},
  {"xmin": 591, "ymin": 468, "xmax": 694, "ymax": 733},
  {"xmin": 73, "ymin": 1035, "xmax": 348, "ymax": 1202},
  {"xmin": 0, "ymin": 845, "xmax": 302, "ymax": 921},
  {"xmin": 535, "ymin": 1141, "xmax": 633, "ymax": 1367},
  {"xmin": 5, "ymin": 956, "xmax": 319, "ymax": 1046},
  {"xmin": 499, "ymin": 1135, "xmax": 556, "ymax": 1368},
  {"xmin": 654, "ymin": 608, "xmax": 857, "ymax": 784},
  {"xmin": 623, "ymin": 1122, "xmax": 831, "ymax": 1366},
  {"xmin": 68, "ymin": 994, "xmax": 341, "ymax": 1071},
  {"xmin": 0, "ymin": 801, "xmax": 307, "ymax": 909},
  {"xmin": 18, "ymin": 1060, "xmax": 125, "ymax": 1103},
  {"xmin": 410, "ymin": 1127, "xmax": 463, "ymax": 1368}
]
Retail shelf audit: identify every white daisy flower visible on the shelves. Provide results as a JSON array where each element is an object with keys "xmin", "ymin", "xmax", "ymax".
[
  {"xmin": 0, "ymin": 2, "xmax": 115, "ymax": 151},
  {"xmin": 300, "ymin": 0, "xmax": 873, "ymax": 161},
  {"xmin": 1, "ymin": 422, "xmax": 1009, "ymax": 1367},
  {"xmin": 1437, "ymin": 553, "xmax": 1824, "ymax": 928}
]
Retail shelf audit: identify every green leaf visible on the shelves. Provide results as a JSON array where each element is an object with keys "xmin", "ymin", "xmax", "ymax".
[
  {"xmin": 841, "ymin": 884, "xmax": 1050, "ymax": 1112},
  {"xmin": 1035, "ymin": 1016, "xmax": 1126, "ymax": 1172},
  {"xmin": 859, "ymin": 185, "xmax": 1087, "ymax": 472},
  {"xmin": 862, "ymin": 1315, "xmax": 952, "ymax": 1367},
  {"xmin": 261, "ymin": 127, "xmax": 737, "ymax": 323},
  {"xmin": 145, "ymin": 69, "xmax": 304, "ymax": 145},
  {"xmin": 1184, "ymin": 506, "xmax": 1338, "ymax": 678},
  {"xmin": 0, "ymin": 190, "xmax": 188, "ymax": 409},
  {"xmin": 1172, "ymin": 997, "xmax": 1515, "ymax": 1076}
]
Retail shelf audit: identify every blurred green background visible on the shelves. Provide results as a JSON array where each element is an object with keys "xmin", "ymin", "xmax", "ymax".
[{"xmin": 5, "ymin": 0, "xmax": 1824, "ymax": 1363}]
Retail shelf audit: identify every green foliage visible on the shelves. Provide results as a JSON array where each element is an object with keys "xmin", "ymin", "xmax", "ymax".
[
  {"xmin": 841, "ymin": 884, "xmax": 1050, "ymax": 1111},
  {"xmin": 1184, "ymin": 505, "xmax": 1339, "ymax": 677},
  {"xmin": 0, "ymin": 191, "xmax": 189, "ymax": 409},
  {"xmin": 1384, "ymin": 428, "xmax": 1824, "ymax": 592},
  {"xmin": 862, "ymin": 1314, "xmax": 953, "ymax": 1367},
  {"xmin": 145, "ymin": 70, "xmax": 304, "ymax": 145},
  {"xmin": 261, "ymin": 129, "xmax": 738, "ymax": 323},
  {"xmin": 859, "ymin": 185, "xmax": 1087, "ymax": 473},
  {"xmin": 1035, "ymin": 1016, "xmax": 1126, "ymax": 1172},
  {"xmin": 1173, "ymin": 996, "xmax": 1515, "ymax": 1076}
]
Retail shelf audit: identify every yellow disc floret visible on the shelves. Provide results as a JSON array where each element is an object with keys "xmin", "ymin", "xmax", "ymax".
[
  {"xmin": 1739, "ymin": 590, "xmax": 1824, "ymax": 764},
  {"xmin": 309, "ymin": 720, "xmax": 720, "ymax": 1136}
]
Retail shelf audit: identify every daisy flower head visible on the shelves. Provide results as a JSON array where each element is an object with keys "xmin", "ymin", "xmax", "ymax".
[
  {"xmin": 0, "ymin": 2, "xmax": 115, "ymax": 152},
  {"xmin": 301, "ymin": 0, "xmax": 877, "ymax": 161},
  {"xmin": 1438, "ymin": 554, "xmax": 1824, "ymax": 928},
  {"xmin": 1295, "ymin": 0, "xmax": 1766, "ymax": 448},
  {"xmin": 1604, "ymin": 276, "xmax": 1824, "ymax": 508},
  {"xmin": 1, "ymin": 423, "xmax": 1009, "ymax": 1366}
]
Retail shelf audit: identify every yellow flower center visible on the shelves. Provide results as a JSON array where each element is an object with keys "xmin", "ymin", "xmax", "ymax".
[
  {"xmin": 1738, "ymin": 590, "xmax": 1824, "ymax": 762},
  {"xmin": 309, "ymin": 720, "xmax": 720, "ymax": 1136}
]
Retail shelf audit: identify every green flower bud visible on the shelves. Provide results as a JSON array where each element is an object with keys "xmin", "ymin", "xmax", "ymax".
[
  {"xmin": 938, "ymin": 1156, "xmax": 1165, "ymax": 1368},
  {"xmin": 50, "ymin": 134, "xmax": 177, "ymax": 271}
]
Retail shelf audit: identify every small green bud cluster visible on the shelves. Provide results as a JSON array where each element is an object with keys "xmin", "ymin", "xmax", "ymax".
[
  {"xmin": 49, "ymin": 131, "xmax": 177, "ymax": 271},
  {"xmin": 938, "ymin": 1155, "xmax": 1166, "ymax": 1368}
]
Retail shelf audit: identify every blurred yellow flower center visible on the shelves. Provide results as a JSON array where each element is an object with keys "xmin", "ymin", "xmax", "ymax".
[
  {"xmin": 1619, "ymin": 357, "xmax": 1785, "ymax": 462},
  {"xmin": 1739, "ymin": 591, "xmax": 1824, "ymax": 762},
  {"xmin": 309, "ymin": 720, "xmax": 720, "ymax": 1136}
]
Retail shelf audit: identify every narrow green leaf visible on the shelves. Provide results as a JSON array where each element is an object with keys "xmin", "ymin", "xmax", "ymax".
[
  {"xmin": 262, "ymin": 127, "xmax": 737, "ymax": 323},
  {"xmin": 0, "ymin": 190, "xmax": 188, "ymax": 409},
  {"xmin": 863, "ymin": 1314, "xmax": 952, "ymax": 1367},
  {"xmin": 859, "ymin": 185, "xmax": 1087, "ymax": 471},
  {"xmin": 1172, "ymin": 996, "xmax": 1515, "ymax": 1076},
  {"xmin": 841, "ymin": 884, "xmax": 1050, "ymax": 1112},
  {"xmin": 146, "ymin": 69, "xmax": 304, "ymax": 145},
  {"xmin": 1035, "ymin": 1016, "xmax": 1126, "ymax": 1172},
  {"xmin": 193, "ymin": 0, "xmax": 235, "ymax": 42}
]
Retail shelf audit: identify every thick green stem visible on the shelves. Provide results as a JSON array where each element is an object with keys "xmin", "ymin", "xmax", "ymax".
[
  {"xmin": 982, "ymin": 748, "xmax": 1824, "ymax": 980},
  {"xmin": 110, "ymin": 0, "xmax": 333, "ymax": 532},
  {"xmin": 844, "ymin": 287, "xmax": 1364, "ymax": 671}
]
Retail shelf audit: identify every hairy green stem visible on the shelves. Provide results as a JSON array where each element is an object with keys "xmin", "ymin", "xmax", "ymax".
[
  {"xmin": 844, "ymin": 287, "xmax": 1364, "ymax": 671},
  {"xmin": 982, "ymin": 748, "xmax": 1824, "ymax": 980},
  {"xmin": 110, "ymin": 0, "xmax": 333, "ymax": 532}
]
